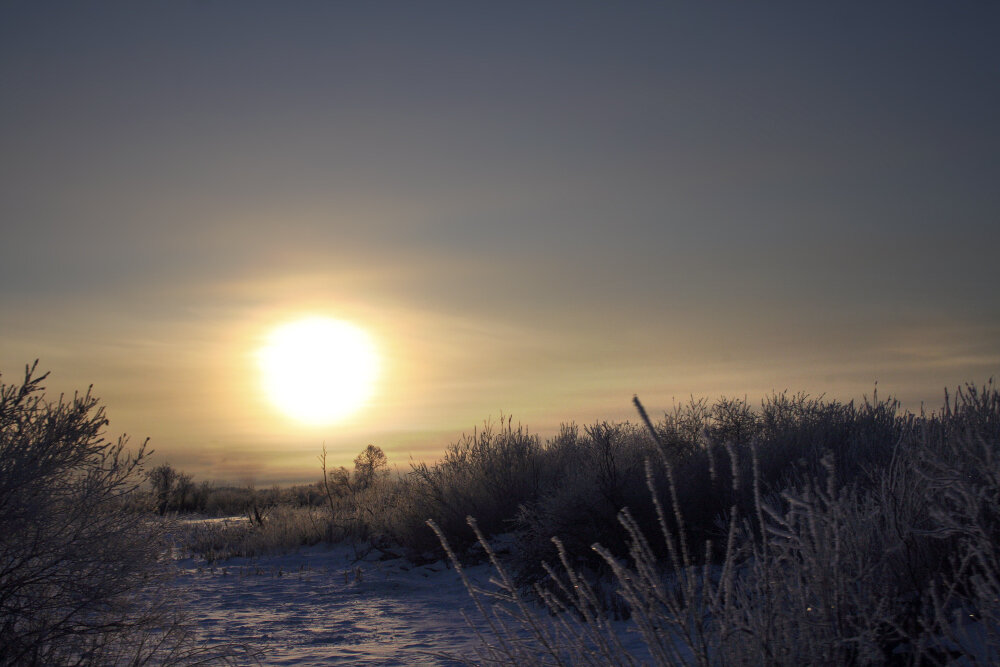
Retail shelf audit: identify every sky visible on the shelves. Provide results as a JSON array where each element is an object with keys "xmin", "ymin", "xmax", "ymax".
[{"xmin": 2, "ymin": 2, "xmax": 998, "ymax": 485}]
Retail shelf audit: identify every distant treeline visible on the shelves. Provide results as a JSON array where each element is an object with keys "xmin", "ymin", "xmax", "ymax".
[
  {"xmin": 142, "ymin": 465, "xmax": 327, "ymax": 517},
  {"xmin": 142, "ymin": 441, "xmax": 393, "ymax": 519}
]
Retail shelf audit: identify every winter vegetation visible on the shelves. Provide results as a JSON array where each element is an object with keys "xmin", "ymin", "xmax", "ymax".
[
  {"xmin": 0, "ymin": 363, "xmax": 258, "ymax": 666},
  {"xmin": 433, "ymin": 389, "xmax": 1000, "ymax": 665},
  {"xmin": 3, "ymin": 360, "xmax": 999, "ymax": 664}
]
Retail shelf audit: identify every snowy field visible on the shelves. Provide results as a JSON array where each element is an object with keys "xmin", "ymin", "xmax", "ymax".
[{"xmin": 173, "ymin": 543, "xmax": 490, "ymax": 666}]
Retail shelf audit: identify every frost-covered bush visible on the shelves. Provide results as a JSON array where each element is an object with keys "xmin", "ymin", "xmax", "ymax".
[
  {"xmin": 351, "ymin": 391, "xmax": 920, "ymax": 568},
  {"xmin": 513, "ymin": 421, "xmax": 659, "ymax": 581},
  {"xmin": 404, "ymin": 417, "xmax": 545, "ymax": 555},
  {"xmin": 440, "ymin": 383, "xmax": 1000, "ymax": 666},
  {"xmin": 0, "ymin": 363, "xmax": 255, "ymax": 666}
]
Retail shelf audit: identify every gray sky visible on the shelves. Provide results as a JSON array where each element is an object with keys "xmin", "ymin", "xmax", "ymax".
[{"xmin": 2, "ymin": 2, "xmax": 998, "ymax": 483}]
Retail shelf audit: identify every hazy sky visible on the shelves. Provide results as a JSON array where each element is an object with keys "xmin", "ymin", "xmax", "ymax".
[{"xmin": 2, "ymin": 2, "xmax": 998, "ymax": 484}]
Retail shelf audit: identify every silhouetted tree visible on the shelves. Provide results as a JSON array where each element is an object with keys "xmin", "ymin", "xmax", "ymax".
[
  {"xmin": 353, "ymin": 444, "xmax": 388, "ymax": 490},
  {"xmin": 148, "ymin": 462, "xmax": 178, "ymax": 515}
]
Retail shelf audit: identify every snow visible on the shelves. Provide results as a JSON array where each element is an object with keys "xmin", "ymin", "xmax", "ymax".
[{"xmin": 173, "ymin": 543, "xmax": 488, "ymax": 665}]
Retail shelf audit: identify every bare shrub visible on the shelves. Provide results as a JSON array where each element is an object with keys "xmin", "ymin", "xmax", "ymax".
[{"xmin": 0, "ymin": 363, "xmax": 257, "ymax": 666}]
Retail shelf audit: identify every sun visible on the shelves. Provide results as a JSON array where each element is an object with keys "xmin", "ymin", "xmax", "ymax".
[{"xmin": 257, "ymin": 316, "xmax": 380, "ymax": 426}]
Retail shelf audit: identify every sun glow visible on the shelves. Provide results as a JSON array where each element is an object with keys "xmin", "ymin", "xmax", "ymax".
[{"xmin": 257, "ymin": 316, "xmax": 379, "ymax": 425}]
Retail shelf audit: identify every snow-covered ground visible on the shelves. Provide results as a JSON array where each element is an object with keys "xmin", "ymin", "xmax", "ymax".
[{"xmin": 173, "ymin": 543, "xmax": 490, "ymax": 666}]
